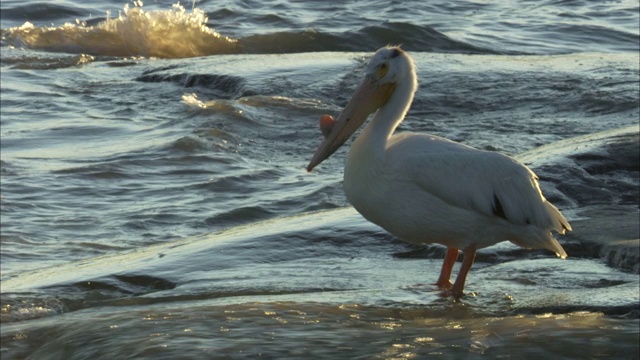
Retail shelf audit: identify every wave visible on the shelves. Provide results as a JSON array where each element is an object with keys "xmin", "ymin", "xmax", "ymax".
[
  {"xmin": 1, "ymin": 3, "xmax": 495, "ymax": 59},
  {"xmin": 0, "ymin": 52, "xmax": 94, "ymax": 69},
  {"xmin": 0, "ymin": 2, "xmax": 88, "ymax": 23},
  {"xmin": 137, "ymin": 72, "xmax": 247, "ymax": 98},
  {"xmin": 239, "ymin": 22, "xmax": 498, "ymax": 55},
  {"xmin": 1, "ymin": 3, "xmax": 239, "ymax": 58}
]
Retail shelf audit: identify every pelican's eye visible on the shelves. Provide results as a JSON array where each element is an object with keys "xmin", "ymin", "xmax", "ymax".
[{"xmin": 376, "ymin": 63, "xmax": 389, "ymax": 79}]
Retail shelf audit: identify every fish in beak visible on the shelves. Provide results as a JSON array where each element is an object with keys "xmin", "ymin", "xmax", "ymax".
[{"xmin": 307, "ymin": 77, "xmax": 396, "ymax": 172}]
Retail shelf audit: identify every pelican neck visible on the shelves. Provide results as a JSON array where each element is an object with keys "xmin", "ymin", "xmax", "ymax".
[{"xmin": 352, "ymin": 75, "xmax": 417, "ymax": 160}]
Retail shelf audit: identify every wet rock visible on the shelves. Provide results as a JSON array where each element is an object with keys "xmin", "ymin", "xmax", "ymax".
[
  {"xmin": 517, "ymin": 125, "xmax": 639, "ymax": 273},
  {"xmin": 563, "ymin": 208, "xmax": 639, "ymax": 274}
]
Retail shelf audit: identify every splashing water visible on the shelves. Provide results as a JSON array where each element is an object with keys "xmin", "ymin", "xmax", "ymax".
[{"xmin": 1, "ymin": 2, "xmax": 239, "ymax": 58}]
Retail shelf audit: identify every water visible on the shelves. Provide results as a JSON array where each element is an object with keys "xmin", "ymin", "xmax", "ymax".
[{"xmin": 1, "ymin": 1, "xmax": 639, "ymax": 358}]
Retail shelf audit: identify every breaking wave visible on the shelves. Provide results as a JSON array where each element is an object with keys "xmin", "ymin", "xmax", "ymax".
[{"xmin": 1, "ymin": 3, "xmax": 239, "ymax": 58}]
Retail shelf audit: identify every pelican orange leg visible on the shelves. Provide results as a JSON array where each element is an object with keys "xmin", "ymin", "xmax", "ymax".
[
  {"xmin": 435, "ymin": 247, "xmax": 459, "ymax": 289},
  {"xmin": 450, "ymin": 245, "xmax": 477, "ymax": 299}
]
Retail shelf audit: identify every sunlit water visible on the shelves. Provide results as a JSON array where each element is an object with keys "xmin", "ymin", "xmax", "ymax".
[{"xmin": 1, "ymin": 1, "xmax": 639, "ymax": 358}]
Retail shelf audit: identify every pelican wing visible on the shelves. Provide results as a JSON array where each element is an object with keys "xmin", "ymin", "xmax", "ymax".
[{"xmin": 387, "ymin": 134, "xmax": 570, "ymax": 234}]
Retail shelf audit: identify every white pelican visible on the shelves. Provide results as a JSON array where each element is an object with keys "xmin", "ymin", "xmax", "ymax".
[{"xmin": 307, "ymin": 46, "xmax": 571, "ymax": 299}]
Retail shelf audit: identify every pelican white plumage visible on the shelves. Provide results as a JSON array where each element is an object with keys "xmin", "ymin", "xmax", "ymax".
[{"xmin": 307, "ymin": 46, "xmax": 571, "ymax": 299}]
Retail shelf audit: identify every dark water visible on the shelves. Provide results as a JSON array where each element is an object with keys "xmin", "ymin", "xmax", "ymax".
[
  {"xmin": 1, "ymin": 1, "xmax": 639, "ymax": 358},
  {"xmin": 1, "ymin": 0, "xmax": 638, "ymax": 56}
]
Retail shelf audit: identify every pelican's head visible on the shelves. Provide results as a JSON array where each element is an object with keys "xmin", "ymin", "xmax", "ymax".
[
  {"xmin": 307, "ymin": 46, "xmax": 416, "ymax": 172},
  {"xmin": 365, "ymin": 46, "xmax": 416, "ymax": 86}
]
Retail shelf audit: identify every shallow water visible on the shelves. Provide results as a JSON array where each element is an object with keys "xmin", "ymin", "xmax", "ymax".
[
  {"xmin": 1, "ymin": 0, "xmax": 639, "ymax": 358},
  {"xmin": 3, "ymin": 304, "xmax": 639, "ymax": 359},
  {"xmin": 2, "ymin": 208, "xmax": 639, "ymax": 358}
]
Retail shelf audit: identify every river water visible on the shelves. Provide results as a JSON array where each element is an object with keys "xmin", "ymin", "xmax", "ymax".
[{"xmin": 1, "ymin": 1, "xmax": 639, "ymax": 359}]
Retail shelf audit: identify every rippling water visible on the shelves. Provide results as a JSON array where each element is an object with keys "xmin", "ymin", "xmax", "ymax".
[{"xmin": 1, "ymin": 0, "xmax": 639, "ymax": 358}]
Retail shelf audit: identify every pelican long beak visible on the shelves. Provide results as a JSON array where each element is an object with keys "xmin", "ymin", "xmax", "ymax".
[{"xmin": 307, "ymin": 77, "xmax": 395, "ymax": 172}]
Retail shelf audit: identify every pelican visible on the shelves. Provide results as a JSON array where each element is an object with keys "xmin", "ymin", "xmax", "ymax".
[{"xmin": 307, "ymin": 46, "xmax": 571, "ymax": 299}]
